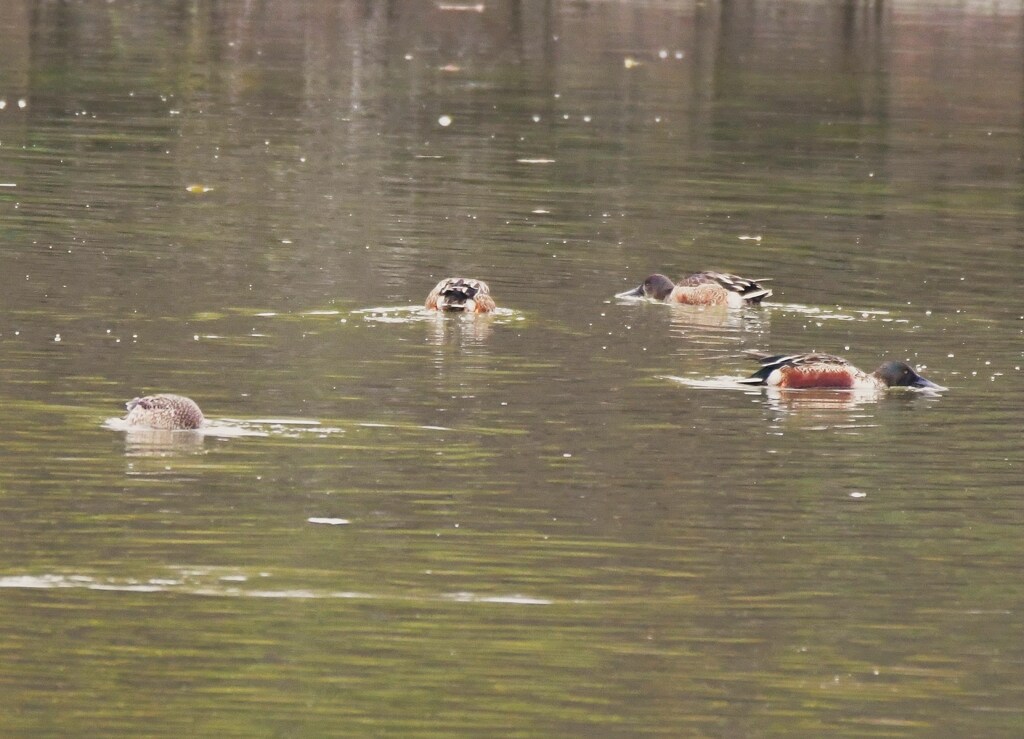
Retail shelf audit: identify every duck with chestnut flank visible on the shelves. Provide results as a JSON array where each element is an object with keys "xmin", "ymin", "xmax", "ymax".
[
  {"xmin": 616, "ymin": 271, "xmax": 771, "ymax": 307},
  {"xmin": 738, "ymin": 352, "xmax": 945, "ymax": 391}
]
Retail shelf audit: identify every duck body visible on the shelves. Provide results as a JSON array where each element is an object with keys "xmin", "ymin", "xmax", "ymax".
[
  {"xmin": 124, "ymin": 394, "xmax": 205, "ymax": 429},
  {"xmin": 739, "ymin": 352, "xmax": 945, "ymax": 391},
  {"xmin": 616, "ymin": 272, "xmax": 771, "ymax": 307},
  {"xmin": 425, "ymin": 277, "xmax": 496, "ymax": 313}
]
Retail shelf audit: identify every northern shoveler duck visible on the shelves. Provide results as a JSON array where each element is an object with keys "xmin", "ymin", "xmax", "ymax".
[
  {"xmin": 616, "ymin": 272, "xmax": 771, "ymax": 307},
  {"xmin": 124, "ymin": 394, "xmax": 205, "ymax": 429},
  {"xmin": 739, "ymin": 352, "xmax": 945, "ymax": 391},
  {"xmin": 425, "ymin": 277, "xmax": 496, "ymax": 313}
]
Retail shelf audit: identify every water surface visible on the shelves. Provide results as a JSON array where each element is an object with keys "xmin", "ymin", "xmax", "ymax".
[{"xmin": 0, "ymin": 1, "xmax": 1021, "ymax": 735}]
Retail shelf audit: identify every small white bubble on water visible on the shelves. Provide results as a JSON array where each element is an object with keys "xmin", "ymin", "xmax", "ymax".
[
  {"xmin": 659, "ymin": 49, "xmax": 668, "ymax": 59},
  {"xmin": 532, "ymin": 114, "xmax": 541, "ymax": 122},
  {"xmin": 563, "ymin": 453, "xmax": 572, "ymax": 458},
  {"xmin": 18, "ymin": 99, "xmax": 26, "ymax": 109},
  {"xmin": 53, "ymin": 333, "xmax": 61, "ymax": 342},
  {"xmin": 583, "ymin": 115, "xmax": 592, "ymax": 122},
  {"xmin": 438, "ymin": 114, "xmax": 452, "ymax": 127},
  {"xmin": 849, "ymin": 492, "xmax": 866, "ymax": 498},
  {"xmin": 308, "ymin": 517, "xmax": 349, "ymax": 526}
]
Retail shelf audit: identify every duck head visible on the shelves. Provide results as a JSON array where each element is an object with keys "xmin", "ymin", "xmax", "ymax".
[
  {"xmin": 873, "ymin": 360, "xmax": 946, "ymax": 391},
  {"xmin": 615, "ymin": 273, "xmax": 675, "ymax": 301}
]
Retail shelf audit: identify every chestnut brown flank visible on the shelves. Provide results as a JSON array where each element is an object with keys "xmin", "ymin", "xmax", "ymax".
[
  {"xmin": 671, "ymin": 283, "xmax": 728, "ymax": 306},
  {"xmin": 781, "ymin": 367, "xmax": 856, "ymax": 389}
]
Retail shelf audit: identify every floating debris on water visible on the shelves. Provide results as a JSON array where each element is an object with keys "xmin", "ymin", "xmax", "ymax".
[
  {"xmin": 443, "ymin": 592, "xmax": 552, "ymax": 605},
  {"xmin": 437, "ymin": 2, "xmax": 484, "ymax": 11}
]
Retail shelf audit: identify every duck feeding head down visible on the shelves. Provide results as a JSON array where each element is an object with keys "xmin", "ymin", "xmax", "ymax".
[
  {"xmin": 124, "ymin": 394, "xmax": 205, "ymax": 430},
  {"xmin": 739, "ymin": 352, "xmax": 946, "ymax": 391},
  {"xmin": 425, "ymin": 277, "xmax": 496, "ymax": 313},
  {"xmin": 616, "ymin": 271, "xmax": 772, "ymax": 307}
]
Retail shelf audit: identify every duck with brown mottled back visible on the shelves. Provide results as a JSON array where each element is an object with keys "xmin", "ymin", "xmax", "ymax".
[
  {"xmin": 616, "ymin": 271, "xmax": 771, "ymax": 307},
  {"xmin": 425, "ymin": 277, "xmax": 496, "ymax": 313},
  {"xmin": 124, "ymin": 394, "xmax": 205, "ymax": 429}
]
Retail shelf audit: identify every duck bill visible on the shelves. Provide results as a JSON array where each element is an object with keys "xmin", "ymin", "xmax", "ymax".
[
  {"xmin": 615, "ymin": 284, "xmax": 645, "ymax": 299},
  {"xmin": 910, "ymin": 374, "xmax": 947, "ymax": 391}
]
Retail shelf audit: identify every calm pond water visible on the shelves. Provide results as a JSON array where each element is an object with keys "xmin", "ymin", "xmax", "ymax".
[{"xmin": 0, "ymin": 0, "xmax": 1021, "ymax": 735}]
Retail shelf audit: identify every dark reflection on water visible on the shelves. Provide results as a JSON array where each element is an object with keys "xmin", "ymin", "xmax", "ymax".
[{"xmin": 0, "ymin": 0, "xmax": 1023, "ymax": 735}]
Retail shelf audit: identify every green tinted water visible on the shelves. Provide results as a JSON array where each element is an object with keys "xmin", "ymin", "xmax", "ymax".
[{"xmin": 0, "ymin": 1, "xmax": 1021, "ymax": 735}]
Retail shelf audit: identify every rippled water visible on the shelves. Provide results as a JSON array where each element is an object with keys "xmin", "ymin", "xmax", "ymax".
[{"xmin": 0, "ymin": 1, "xmax": 1021, "ymax": 735}]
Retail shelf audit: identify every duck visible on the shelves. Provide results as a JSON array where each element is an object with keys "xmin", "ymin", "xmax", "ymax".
[
  {"xmin": 739, "ymin": 352, "xmax": 945, "ymax": 391},
  {"xmin": 425, "ymin": 277, "xmax": 496, "ymax": 313},
  {"xmin": 616, "ymin": 271, "xmax": 771, "ymax": 307},
  {"xmin": 123, "ymin": 394, "xmax": 205, "ymax": 429}
]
